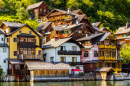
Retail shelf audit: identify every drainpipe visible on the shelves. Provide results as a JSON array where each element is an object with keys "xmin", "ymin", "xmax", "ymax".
[
  {"xmin": 55, "ymin": 48, "xmax": 56, "ymax": 62},
  {"xmin": 116, "ymin": 48, "xmax": 117, "ymax": 60}
]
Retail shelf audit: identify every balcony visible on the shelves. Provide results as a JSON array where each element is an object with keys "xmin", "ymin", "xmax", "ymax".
[
  {"xmin": 18, "ymin": 54, "xmax": 42, "ymax": 60},
  {"xmin": 68, "ymin": 62, "xmax": 83, "ymax": 66},
  {"xmin": 99, "ymin": 45, "xmax": 116, "ymax": 49},
  {"xmin": 58, "ymin": 50, "xmax": 82, "ymax": 55},
  {"xmin": 18, "ymin": 42, "xmax": 35, "ymax": 48}
]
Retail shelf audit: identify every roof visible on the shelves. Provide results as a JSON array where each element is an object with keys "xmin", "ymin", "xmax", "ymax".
[
  {"xmin": 100, "ymin": 33, "xmax": 111, "ymax": 41},
  {"xmin": 2, "ymin": 22, "xmax": 23, "ymax": 28},
  {"xmin": 92, "ymin": 22, "xmax": 101, "ymax": 27},
  {"xmin": 52, "ymin": 23, "xmax": 83, "ymax": 31},
  {"xmin": 76, "ymin": 14, "xmax": 86, "ymax": 21},
  {"xmin": 94, "ymin": 67, "xmax": 114, "ymax": 72},
  {"xmin": 0, "ymin": 28, "xmax": 5, "ymax": 34},
  {"xmin": 0, "ymin": 43, "xmax": 8, "ymax": 47},
  {"xmin": 115, "ymin": 26, "xmax": 130, "ymax": 35},
  {"xmin": 26, "ymin": 1, "xmax": 44, "ymax": 10},
  {"xmin": 72, "ymin": 9, "xmax": 81, "ymax": 14},
  {"xmin": 117, "ymin": 41, "xmax": 126, "ymax": 45},
  {"xmin": 37, "ymin": 22, "xmax": 51, "ymax": 30},
  {"xmin": 7, "ymin": 59, "xmax": 24, "ymax": 65},
  {"xmin": 17, "ymin": 33, "xmax": 36, "ymax": 37},
  {"xmin": 8, "ymin": 24, "xmax": 42, "ymax": 37},
  {"xmin": 43, "ymin": 38, "xmax": 71, "ymax": 48},
  {"xmin": 77, "ymin": 33, "xmax": 104, "ymax": 41},
  {"xmin": 25, "ymin": 62, "xmax": 71, "ymax": 70}
]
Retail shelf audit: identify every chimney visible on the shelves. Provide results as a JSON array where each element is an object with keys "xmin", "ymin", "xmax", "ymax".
[
  {"xmin": 68, "ymin": 8, "xmax": 71, "ymax": 13},
  {"xmin": 126, "ymin": 22, "xmax": 128, "ymax": 29}
]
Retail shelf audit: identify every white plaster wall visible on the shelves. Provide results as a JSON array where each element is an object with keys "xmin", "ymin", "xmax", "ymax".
[
  {"xmin": 0, "ymin": 47, "xmax": 8, "ymax": 74},
  {"xmin": 0, "ymin": 34, "xmax": 5, "ymax": 43}
]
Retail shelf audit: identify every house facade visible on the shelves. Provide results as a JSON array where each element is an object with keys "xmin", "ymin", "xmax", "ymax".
[
  {"xmin": 0, "ymin": 22, "xmax": 43, "ymax": 78},
  {"xmin": 26, "ymin": 1, "xmax": 50, "ymax": 20},
  {"xmin": 0, "ymin": 29, "xmax": 8, "ymax": 74},
  {"xmin": 77, "ymin": 33, "xmax": 122, "ymax": 73},
  {"xmin": 43, "ymin": 38, "xmax": 84, "ymax": 74}
]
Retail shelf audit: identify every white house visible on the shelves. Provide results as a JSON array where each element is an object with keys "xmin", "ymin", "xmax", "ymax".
[
  {"xmin": 0, "ymin": 29, "xmax": 8, "ymax": 74},
  {"xmin": 43, "ymin": 37, "xmax": 84, "ymax": 74}
]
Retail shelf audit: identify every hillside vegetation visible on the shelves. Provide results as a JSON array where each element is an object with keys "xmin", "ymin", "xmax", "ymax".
[{"xmin": 0, "ymin": 0, "xmax": 130, "ymax": 31}]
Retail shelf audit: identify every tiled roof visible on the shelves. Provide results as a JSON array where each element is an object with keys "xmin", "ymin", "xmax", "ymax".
[
  {"xmin": 26, "ymin": 1, "xmax": 44, "ymax": 10},
  {"xmin": 72, "ymin": 9, "xmax": 81, "ymax": 14},
  {"xmin": 100, "ymin": 33, "xmax": 111, "ymax": 41},
  {"xmin": 43, "ymin": 38, "xmax": 71, "ymax": 48},
  {"xmin": 7, "ymin": 59, "xmax": 24, "ymax": 64},
  {"xmin": 2, "ymin": 22, "xmax": 23, "ymax": 28},
  {"xmin": 37, "ymin": 22, "xmax": 51, "ymax": 30},
  {"xmin": 94, "ymin": 67, "xmax": 113, "ymax": 72},
  {"xmin": 77, "ymin": 33, "xmax": 104, "ymax": 41},
  {"xmin": 25, "ymin": 62, "xmax": 71, "ymax": 70},
  {"xmin": 115, "ymin": 26, "xmax": 130, "ymax": 35}
]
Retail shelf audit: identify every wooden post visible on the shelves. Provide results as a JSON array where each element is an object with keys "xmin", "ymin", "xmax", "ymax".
[{"xmin": 30, "ymin": 71, "xmax": 34, "ymax": 82}]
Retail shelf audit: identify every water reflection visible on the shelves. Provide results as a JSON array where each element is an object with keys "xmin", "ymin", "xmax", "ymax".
[{"xmin": 0, "ymin": 80, "xmax": 130, "ymax": 86}]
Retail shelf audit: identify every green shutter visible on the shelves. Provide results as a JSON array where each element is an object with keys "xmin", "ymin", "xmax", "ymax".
[
  {"xmin": 68, "ymin": 31, "xmax": 70, "ymax": 33},
  {"xmin": 64, "ymin": 31, "xmax": 65, "ymax": 34},
  {"xmin": 122, "ymin": 35, "xmax": 124, "ymax": 37},
  {"xmin": 126, "ymin": 34, "xmax": 127, "ymax": 36}
]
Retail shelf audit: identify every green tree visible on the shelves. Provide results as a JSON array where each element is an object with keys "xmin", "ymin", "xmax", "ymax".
[
  {"xmin": 120, "ymin": 43, "xmax": 130, "ymax": 64},
  {"xmin": 16, "ymin": 7, "xmax": 29, "ymax": 21},
  {"xmin": 0, "ymin": 0, "xmax": 5, "ymax": 10}
]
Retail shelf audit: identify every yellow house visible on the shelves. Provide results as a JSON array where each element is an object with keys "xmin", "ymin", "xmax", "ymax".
[{"xmin": 0, "ymin": 22, "xmax": 43, "ymax": 76}]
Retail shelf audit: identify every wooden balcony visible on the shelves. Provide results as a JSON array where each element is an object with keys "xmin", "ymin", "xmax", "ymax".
[
  {"xmin": 18, "ymin": 54, "xmax": 42, "ymax": 60},
  {"xmin": 58, "ymin": 50, "xmax": 82, "ymax": 55},
  {"xmin": 56, "ymin": 34, "xmax": 71, "ymax": 38},
  {"xmin": 111, "ymin": 45, "xmax": 116, "ymax": 49},
  {"xmin": 99, "ymin": 56, "xmax": 116, "ymax": 60},
  {"xmin": 99, "ymin": 45, "xmax": 116, "ymax": 49},
  {"xmin": 99, "ymin": 45, "xmax": 104, "ymax": 48},
  {"xmin": 18, "ymin": 42, "xmax": 35, "ymax": 48},
  {"xmin": 68, "ymin": 62, "xmax": 83, "ymax": 66}
]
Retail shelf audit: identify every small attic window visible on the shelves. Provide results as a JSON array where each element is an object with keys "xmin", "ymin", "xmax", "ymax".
[
  {"xmin": 19, "ymin": 30, "xmax": 22, "ymax": 34},
  {"xmin": 29, "ymin": 31, "xmax": 32, "ymax": 35}
]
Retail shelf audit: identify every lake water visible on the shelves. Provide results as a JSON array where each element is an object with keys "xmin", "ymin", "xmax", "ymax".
[{"xmin": 0, "ymin": 80, "xmax": 130, "ymax": 86}]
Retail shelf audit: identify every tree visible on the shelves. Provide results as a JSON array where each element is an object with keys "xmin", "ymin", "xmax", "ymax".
[
  {"xmin": 16, "ymin": 7, "xmax": 29, "ymax": 21},
  {"xmin": 0, "ymin": 0, "xmax": 5, "ymax": 10},
  {"xmin": 120, "ymin": 43, "xmax": 130, "ymax": 64}
]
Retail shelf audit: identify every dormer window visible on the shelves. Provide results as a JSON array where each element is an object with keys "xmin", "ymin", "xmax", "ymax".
[
  {"xmin": 6, "ymin": 28, "xmax": 8, "ymax": 33},
  {"xmin": 19, "ymin": 30, "xmax": 22, "ymax": 34},
  {"xmin": 29, "ymin": 31, "xmax": 32, "ymax": 35},
  {"xmin": 40, "ymin": 8, "xmax": 42, "ymax": 12},
  {"xmin": 44, "ymin": 9, "xmax": 46, "ymax": 12}
]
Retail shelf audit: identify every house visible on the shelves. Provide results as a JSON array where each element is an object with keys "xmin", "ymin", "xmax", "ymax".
[
  {"xmin": 26, "ymin": 1, "xmax": 50, "ymax": 20},
  {"xmin": 114, "ymin": 22, "xmax": 130, "ymax": 44},
  {"xmin": 43, "ymin": 37, "xmax": 84, "ymax": 74},
  {"xmin": 0, "ymin": 29, "xmax": 8, "ymax": 74},
  {"xmin": 0, "ymin": 22, "xmax": 43, "ymax": 80},
  {"xmin": 77, "ymin": 33, "xmax": 122, "ymax": 73},
  {"xmin": 37, "ymin": 8, "xmax": 95, "ymax": 43}
]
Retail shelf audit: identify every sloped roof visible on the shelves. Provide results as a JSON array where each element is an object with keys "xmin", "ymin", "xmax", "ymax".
[
  {"xmin": 37, "ymin": 22, "xmax": 52, "ymax": 30},
  {"xmin": 100, "ymin": 33, "xmax": 111, "ymax": 41},
  {"xmin": 25, "ymin": 62, "xmax": 71, "ymax": 70},
  {"xmin": 2, "ymin": 22, "xmax": 23, "ymax": 28},
  {"xmin": 77, "ymin": 14, "xmax": 86, "ymax": 21},
  {"xmin": 115, "ymin": 26, "xmax": 130, "ymax": 35},
  {"xmin": 77, "ymin": 33, "xmax": 104, "ymax": 41},
  {"xmin": 26, "ymin": 1, "xmax": 44, "ymax": 10},
  {"xmin": 72, "ymin": 9, "xmax": 81, "ymax": 14},
  {"xmin": 94, "ymin": 67, "xmax": 114, "ymax": 72},
  {"xmin": 92, "ymin": 22, "xmax": 101, "ymax": 27},
  {"xmin": 0, "ymin": 43, "xmax": 8, "ymax": 47},
  {"xmin": 7, "ymin": 59, "xmax": 24, "ymax": 64},
  {"xmin": 43, "ymin": 38, "xmax": 71, "ymax": 48},
  {"xmin": 0, "ymin": 28, "xmax": 5, "ymax": 34}
]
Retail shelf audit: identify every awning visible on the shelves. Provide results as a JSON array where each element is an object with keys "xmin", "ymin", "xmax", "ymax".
[
  {"xmin": 7, "ymin": 59, "xmax": 24, "ymax": 65},
  {"xmin": 72, "ymin": 69, "xmax": 82, "ymax": 71},
  {"xmin": 25, "ymin": 62, "xmax": 71, "ymax": 70},
  {"xmin": 94, "ymin": 67, "xmax": 114, "ymax": 72}
]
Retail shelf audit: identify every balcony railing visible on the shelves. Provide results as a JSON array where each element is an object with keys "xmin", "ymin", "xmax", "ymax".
[
  {"xmin": 58, "ymin": 50, "xmax": 82, "ymax": 55},
  {"xmin": 18, "ymin": 54, "xmax": 42, "ymax": 60},
  {"xmin": 68, "ymin": 62, "xmax": 83, "ymax": 66},
  {"xmin": 99, "ymin": 45, "xmax": 116, "ymax": 49}
]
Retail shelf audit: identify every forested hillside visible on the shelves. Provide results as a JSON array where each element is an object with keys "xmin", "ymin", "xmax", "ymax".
[{"xmin": 0, "ymin": 0, "xmax": 130, "ymax": 32}]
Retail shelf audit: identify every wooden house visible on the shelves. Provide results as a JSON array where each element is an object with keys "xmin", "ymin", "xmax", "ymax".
[
  {"xmin": 37, "ymin": 8, "xmax": 95, "ymax": 43},
  {"xmin": 26, "ymin": 1, "xmax": 50, "ymax": 20}
]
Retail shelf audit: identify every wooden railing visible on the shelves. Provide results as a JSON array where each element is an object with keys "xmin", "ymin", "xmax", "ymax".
[
  {"xmin": 18, "ymin": 54, "xmax": 42, "ymax": 60},
  {"xmin": 58, "ymin": 50, "xmax": 82, "ymax": 55}
]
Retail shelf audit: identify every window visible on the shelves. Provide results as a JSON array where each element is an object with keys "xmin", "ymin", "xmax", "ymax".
[
  {"xmin": 38, "ymin": 50, "xmax": 42, "ymax": 55},
  {"xmin": 100, "ymin": 51, "xmax": 104, "ymax": 56},
  {"xmin": 13, "ymin": 37, "xmax": 17, "ymax": 43},
  {"xmin": 50, "ymin": 57, "xmax": 54, "ymax": 62},
  {"xmin": 9, "ymin": 64, "xmax": 12, "ymax": 69},
  {"xmin": 57, "ymin": 16, "xmax": 59, "ymax": 19},
  {"xmin": 29, "ymin": 31, "xmax": 32, "ymax": 35},
  {"xmin": 4, "ymin": 60, "xmax": 6, "ymax": 63},
  {"xmin": 96, "ymin": 63, "xmax": 99, "ymax": 68},
  {"xmin": 125, "ymin": 34, "xmax": 127, "ymax": 36},
  {"xmin": 94, "ymin": 51, "xmax": 98, "ymax": 57},
  {"xmin": 68, "ymin": 31, "xmax": 71, "ymax": 33},
  {"xmin": 13, "ymin": 51, "xmax": 17, "ymax": 57},
  {"xmin": 106, "ymin": 63, "xmax": 109, "ymax": 67},
  {"xmin": 15, "ymin": 65, "xmax": 20, "ymax": 69},
  {"xmin": 112, "ymin": 63, "xmax": 115, "ymax": 68},
  {"xmin": 84, "ymin": 51, "xmax": 88, "ymax": 57},
  {"xmin": 90, "ymin": 63, "xmax": 93, "ymax": 67},
  {"xmin": 44, "ymin": 9, "xmax": 46, "ymax": 12},
  {"xmin": 78, "ymin": 30, "xmax": 81, "ymax": 33},
  {"xmin": 112, "ymin": 51, "xmax": 116, "ymax": 58},
  {"xmin": 117, "ymin": 35, "xmax": 118, "ymax": 37},
  {"xmin": 19, "ymin": 30, "xmax": 22, "ymax": 33},
  {"xmin": 61, "ymin": 46, "xmax": 66, "ymax": 51},
  {"xmin": 7, "ymin": 38, "xmax": 9, "ymax": 43},
  {"xmin": 72, "ymin": 46, "xmax": 77, "ymax": 51},
  {"xmin": 122, "ymin": 34, "xmax": 124, "ymax": 37},
  {"xmin": 3, "ymin": 48, "xmax": 6, "ymax": 53},
  {"xmin": 72, "ymin": 57, "xmax": 77, "ymax": 62},
  {"xmin": 56, "ymin": 31, "xmax": 58, "ymax": 34},
  {"xmin": 61, "ymin": 57, "xmax": 66, "ymax": 62},
  {"xmin": 105, "ymin": 51, "xmax": 109, "ymax": 58},
  {"xmin": 1, "ymin": 38, "xmax": 3, "ymax": 41},
  {"xmin": 35, "ymin": 39, "xmax": 37, "ymax": 44},
  {"xmin": 6, "ymin": 28, "xmax": 8, "ymax": 33},
  {"xmin": 40, "ymin": 8, "xmax": 42, "ymax": 12}
]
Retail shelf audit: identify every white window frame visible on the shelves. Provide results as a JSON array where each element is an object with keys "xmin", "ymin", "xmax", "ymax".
[
  {"xmin": 3, "ymin": 48, "xmax": 6, "ymax": 53},
  {"xmin": 29, "ymin": 31, "xmax": 32, "ymax": 35},
  {"xmin": 13, "ymin": 37, "xmax": 17, "ymax": 43},
  {"xmin": 13, "ymin": 50, "xmax": 17, "ymax": 57},
  {"xmin": 19, "ymin": 30, "xmax": 22, "ymax": 34}
]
